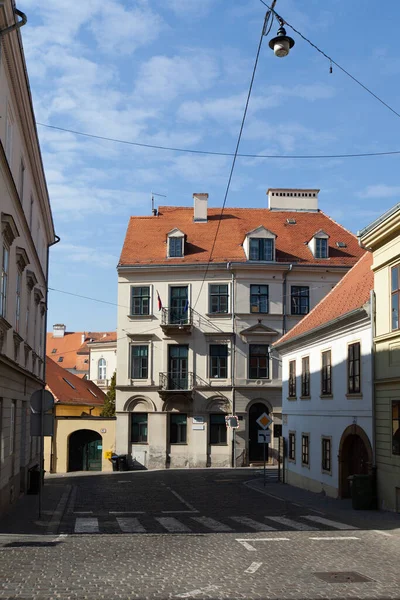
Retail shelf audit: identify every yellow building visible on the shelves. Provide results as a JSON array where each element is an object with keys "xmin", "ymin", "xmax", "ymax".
[
  {"xmin": 360, "ymin": 205, "xmax": 400, "ymax": 512},
  {"xmin": 44, "ymin": 357, "xmax": 115, "ymax": 473}
]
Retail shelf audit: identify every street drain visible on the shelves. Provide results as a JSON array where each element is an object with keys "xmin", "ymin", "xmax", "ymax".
[{"xmin": 314, "ymin": 572, "xmax": 374, "ymax": 583}]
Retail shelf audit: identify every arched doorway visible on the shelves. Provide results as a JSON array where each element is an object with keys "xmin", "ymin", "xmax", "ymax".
[
  {"xmin": 338, "ymin": 425, "xmax": 372, "ymax": 498},
  {"xmin": 248, "ymin": 402, "xmax": 269, "ymax": 462},
  {"xmin": 68, "ymin": 430, "xmax": 102, "ymax": 472}
]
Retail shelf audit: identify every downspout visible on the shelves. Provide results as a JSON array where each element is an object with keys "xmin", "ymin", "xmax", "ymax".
[
  {"xmin": 282, "ymin": 264, "xmax": 293, "ymax": 335},
  {"xmin": 370, "ymin": 289, "xmax": 376, "ymax": 467},
  {"xmin": 230, "ymin": 266, "xmax": 236, "ymax": 468}
]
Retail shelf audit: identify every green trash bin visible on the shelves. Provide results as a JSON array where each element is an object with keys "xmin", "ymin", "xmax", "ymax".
[{"xmin": 351, "ymin": 474, "xmax": 375, "ymax": 510}]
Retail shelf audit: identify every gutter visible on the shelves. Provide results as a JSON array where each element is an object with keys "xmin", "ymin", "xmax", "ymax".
[
  {"xmin": 117, "ymin": 261, "xmax": 352, "ymax": 273},
  {"xmin": 282, "ymin": 264, "xmax": 293, "ymax": 335},
  {"xmin": 370, "ymin": 289, "xmax": 376, "ymax": 467}
]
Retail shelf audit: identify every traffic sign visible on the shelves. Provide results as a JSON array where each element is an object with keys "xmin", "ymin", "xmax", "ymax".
[
  {"xmin": 30, "ymin": 413, "xmax": 54, "ymax": 436},
  {"xmin": 256, "ymin": 412, "xmax": 272, "ymax": 430},
  {"xmin": 30, "ymin": 389, "xmax": 55, "ymax": 413},
  {"xmin": 225, "ymin": 415, "xmax": 239, "ymax": 429},
  {"xmin": 258, "ymin": 430, "xmax": 271, "ymax": 444}
]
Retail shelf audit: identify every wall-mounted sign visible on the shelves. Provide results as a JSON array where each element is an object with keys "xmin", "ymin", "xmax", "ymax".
[
  {"xmin": 193, "ymin": 416, "xmax": 204, "ymax": 424},
  {"xmin": 100, "ymin": 428, "xmax": 107, "ymax": 433}
]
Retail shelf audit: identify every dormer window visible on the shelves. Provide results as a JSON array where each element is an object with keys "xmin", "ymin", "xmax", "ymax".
[
  {"xmin": 244, "ymin": 226, "xmax": 276, "ymax": 262},
  {"xmin": 316, "ymin": 238, "xmax": 328, "ymax": 259},
  {"xmin": 167, "ymin": 229, "xmax": 185, "ymax": 258}
]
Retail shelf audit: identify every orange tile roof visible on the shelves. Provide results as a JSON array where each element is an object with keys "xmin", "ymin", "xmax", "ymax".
[
  {"xmin": 275, "ymin": 251, "xmax": 373, "ymax": 347},
  {"xmin": 45, "ymin": 357, "xmax": 106, "ymax": 406},
  {"xmin": 119, "ymin": 207, "xmax": 364, "ymax": 266},
  {"xmin": 46, "ymin": 331, "xmax": 116, "ymax": 371}
]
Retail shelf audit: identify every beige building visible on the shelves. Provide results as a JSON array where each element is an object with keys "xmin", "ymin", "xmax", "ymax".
[
  {"xmin": 359, "ymin": 205, "xmax": 400, "ymax": 512},
  {"xmin": 116, "ymin": 190, "xmax": 364, "ymax": 469},
  {"xmin": 0, "ymin": 2, "xmax": 56, "ymax": 514}
]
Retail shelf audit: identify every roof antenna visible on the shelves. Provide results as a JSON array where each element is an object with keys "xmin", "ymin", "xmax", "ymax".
[{"xmin": 151, "ymin": 191, "xmax": 166, "ymax": 216}]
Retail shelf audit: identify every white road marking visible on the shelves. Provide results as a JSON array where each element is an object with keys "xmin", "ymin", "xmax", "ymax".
[
  {"xmin": 245, "ymin": 562, "xmax": 262, "ymax": 574},
  {"xmin": 51, "ymin": 534, "xmax": 68, "ymax": 542},
  {"xmin": 191, "ymin": 516, "xmax": 233, "ymax": 532},
  {"xmin": 236, "ymin": 538, "xmax": 290, "ymax": 551},
  {"xmin": 161, "ymin": 510, "xmax": 198, "ymax": 514},
  {"xmin": 304, "ymin": 515, "xmax": 358, "ymax": 530},
  {"xmin": 267, "ymin": 516, "xmax": 317, "ymax": 531},
  {"xmin": 73, "ymin": 511, "xmax": 93, "ymax": 515},
  {"xmin": 74, "ymin": 518, "xmax": 99, "ymax": 533},
  {"xmin": 309, "ymin": 536, "xmax": 360, "ymax": 541},
  {"xmin": 117, "ymin": 517, "xmax": 146, "ymax": 533},
  {"xmin": 109, "ymin": 511, "xmax": 145, "ymax": 515},
  {"xmin": 175, "ymin": 585, "xmax": 220, "ymax": 598},
  {"xmin": 156, "ymin": 517, "xmax": 192, "ymax": 533},
  {"xmin": 165, "ymin": 487, "xmax": 198, "ymax": 512},
  {"xmin": 230, "ymin": 516, "xmax": 276, "ymax": 531},
  {"xmin": 373, "ymin": 530, "xmax": 393, "ymax": 537}
]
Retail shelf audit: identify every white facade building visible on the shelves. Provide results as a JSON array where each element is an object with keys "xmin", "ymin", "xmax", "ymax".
[
  {"xmin": 88, "ymin": 334, "xmax": 117, "ymax": 393},
  {"xmin": 275, "ymin": 252, "xmax": 374, "ymax": 498},
  {"xmin": 116, "ymin": 190, "xmax": 365, "ymax": 469},
  {"xmin": 0, "ymin": 2, "xmax": 56, "ymax": 513}
]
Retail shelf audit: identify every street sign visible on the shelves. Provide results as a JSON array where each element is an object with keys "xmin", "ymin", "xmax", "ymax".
[
  {"xmin": 256, "ymin": 412, "xmax": 272, "ymax": 430},
  {"xmin": 258, "ymin": 430, "xmax": 271, "ymax": 444},
  {"xmin": 30, "ymin": 389, "xmax": 55, "ymax": 413},
  {"xmin": 225, "ymin": 415, "xmax": 239, "ymax": 429},
  {"xmin": 30, "ymin": 413, "xmax": 54, "ymax": 436}
]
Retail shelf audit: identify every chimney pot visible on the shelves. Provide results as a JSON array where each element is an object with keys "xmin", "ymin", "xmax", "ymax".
[{"xmin": 53, "ymin": 324, "xmax": 66, "ymax": 338}]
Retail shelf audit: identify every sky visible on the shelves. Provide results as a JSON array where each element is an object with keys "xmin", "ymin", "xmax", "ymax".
[{"xmin": 18, "ymin": 0, "xmax": 400, "ymax": 333}]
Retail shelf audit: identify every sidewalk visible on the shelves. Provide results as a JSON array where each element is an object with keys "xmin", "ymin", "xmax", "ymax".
[
  {"xmin": 246, "ymin": 475, "xmax": 400, "ymax": 533},
  {"xmin": 0, "ymin": 479, "xmax": 71, "ymax": 536}
]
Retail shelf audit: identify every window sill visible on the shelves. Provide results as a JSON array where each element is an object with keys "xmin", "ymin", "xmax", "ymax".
[
  {"xmin": 206, "ymin": 313, "xmax": 232, "ymax": 318},
  {"xmin": 288, "ymin": 458, "xmax": 296, "ymax": 464},
  {"xmin": 287, "ymin": 396, "xmax": 297, "ymax": 401},
  {"xmin": 127, "ymin": 314, "xmax": 153, "ymax": 319},
  {"xmin": 301, "ymin": 462, "xmax": 310, "ymax": 469},
  {"xmin": 170, "ymin": 443, "xmax": 188, "ymax": 446},
  {"xmin": 210, "ymin": 443, "xmax": 229, "ymax": 447},
  {"xmin": 300, "ymin": 396, "xmax": 311, "ymax": 400},
  {"xmin": 346, "ymin": 393, "xmax": 363, "ymax": 399},
  {"xmin": 290, "ymin": 313, "xmax": 309, "ymax": 317},
  {"xmin": 320, "ymin": 394, "xmax": 333, "ymax": 399},
  {"xmin": 131, "ymin": 442, "xmax": 148, "ymax": 445},
  {"xmin": 322, "ymin": 469, "xmax": 332, "ymax": 476}
]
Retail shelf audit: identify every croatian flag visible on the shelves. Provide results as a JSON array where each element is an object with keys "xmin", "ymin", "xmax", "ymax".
[{"xmin": 157, "ymin": 290, "xmax": 163, "ymax": 311}]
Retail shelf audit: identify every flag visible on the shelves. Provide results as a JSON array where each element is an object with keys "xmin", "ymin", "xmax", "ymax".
[
  {"xmin": 183, "ymin": 299, "xmax": 189, "ymax": 313},
  {"xmin": 157, "ymin": 290, "xmax": 163, "ymax": 311}
]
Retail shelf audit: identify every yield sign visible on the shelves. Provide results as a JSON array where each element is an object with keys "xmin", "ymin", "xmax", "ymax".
[{"xmin": 256, "ymin": 412, "xmax": 272, "ymax": 430}]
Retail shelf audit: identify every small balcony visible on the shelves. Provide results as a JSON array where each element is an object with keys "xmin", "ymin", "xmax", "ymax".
[
  {"xmin": 95, "ymin": 379, "xmax": 109, "ymax": 387},
  {"xmin": 160, "ymin": 307, "xmax": 193, "ymax": 334},
  {"xmin": 159, "ymin": 372, "xmax": 195, "ymax": 396}
]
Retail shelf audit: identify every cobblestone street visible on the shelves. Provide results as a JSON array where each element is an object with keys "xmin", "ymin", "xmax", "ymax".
[{"xmin": 0, "ymin": 469, "xmax": 399, "ymax": 599}]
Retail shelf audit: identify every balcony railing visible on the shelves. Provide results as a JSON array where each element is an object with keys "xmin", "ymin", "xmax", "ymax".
[
  {"xmin": 95, "ymin": 379, "xmax": 108, "ymax": 386},
  {"xmin": 161, "ymin": 307, "xmax": 193, "ymax": 330},
  {"xmin": 159, "ymin": 372, "xmax": 195, "ymax": 392}
]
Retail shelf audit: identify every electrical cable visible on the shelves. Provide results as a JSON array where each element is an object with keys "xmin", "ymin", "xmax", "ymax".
[
  {"xmin": 36, "ymin": 121, "xmax": 400, "ymax": 160},
  {"xmin": 259, "ymin": 0, "xmax": 400, "ymax": 120}
]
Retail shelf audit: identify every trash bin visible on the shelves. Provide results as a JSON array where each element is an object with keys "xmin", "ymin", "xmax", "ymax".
[
  {"xmin": 27, "ymin": 466, "xmax": 40, "ymax": 495},
  {"xmin": 351, "ymin": 474, "xmax": 375, "ymax": 510},
  {"xmin": 118, "ymin": 454, "xmax": 129, "ymax": 471},
  {"xmin": 111, "ymin": 454, "xmax": 119, "ymax": 472}
]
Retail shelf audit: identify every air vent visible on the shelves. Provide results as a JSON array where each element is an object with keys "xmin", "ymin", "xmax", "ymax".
[
  {"xmin": 88, "ymin": 388, "xmax": 98, "ymax": 398},
  {"xmin": 57, "ymin": 356, "xmax": 64, "ymax": 363},
  {"xmin": 286, "ymin": 218, "xmax": 296, "ymax": 225},
  {"xmin": 336, "ymin": 241, "xmax": 347, "ymax": 248},
  {"xmin": 51, "ymin": 348, "xmax": 57, "ymax": 353},
  {"xmin": 63, "ymin": 378, "xmax": 76, "ymax": 389}
]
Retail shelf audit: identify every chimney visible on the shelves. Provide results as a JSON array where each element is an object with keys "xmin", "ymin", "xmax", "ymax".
[
  {"xmin": 53, "ymin": 324, "xmax": 66, "ymax": 338},
  {"xmin": 193, "ymin": 193, "xmax": 208, "ymax": 222},
  {"xmin": 267, "ymin": 188, "xmax": 319, "ymax": 212},
  {"xmin": 81, "ymin": 334, "xmax": 85, "ymax": 344}
]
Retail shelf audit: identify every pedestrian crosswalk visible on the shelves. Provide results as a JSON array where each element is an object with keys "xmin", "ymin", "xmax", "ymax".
[{"xmin": 66, "ymin": 513, "xmax": 358, "ymax": 535}]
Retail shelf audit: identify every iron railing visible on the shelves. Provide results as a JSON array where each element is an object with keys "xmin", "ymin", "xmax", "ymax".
[
  {"xmin": 159, "ymin": 372, "xmax": 195, "ymax": 391},
  {"xmin": 161, "ymin": 307, "xmax": 193, "ymax": 327}
]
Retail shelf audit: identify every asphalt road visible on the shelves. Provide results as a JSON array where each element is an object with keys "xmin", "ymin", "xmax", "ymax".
[{"xmin": 0, "ymin": 468, "xmax": 399, "ymax": 600}]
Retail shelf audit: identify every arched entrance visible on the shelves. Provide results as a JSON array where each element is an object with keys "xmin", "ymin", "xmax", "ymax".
[
  {"xmin": 248, "ymin": 402, "xmax": 269, "ymax": 462},
  {"xmin": 68, "ymin": 430, "xmax": 102, "ymax": 472},
  {"xmin": 338, "ymin": 425, "xmax": 372, "ymax": 498}
]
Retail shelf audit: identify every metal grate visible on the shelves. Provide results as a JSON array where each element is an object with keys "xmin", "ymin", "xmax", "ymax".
[{"xmin": 314, "ymin": 572, "xmax": 374, "ymax": 583}]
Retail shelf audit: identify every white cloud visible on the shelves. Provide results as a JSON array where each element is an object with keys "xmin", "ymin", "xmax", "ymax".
[
  {"xmin": 162, "ymin": 0, "xmax": 219, "ymax": 17},
  {"xmin": 358, "ymin": 184, "xmax": 400, "ymax": 199}
]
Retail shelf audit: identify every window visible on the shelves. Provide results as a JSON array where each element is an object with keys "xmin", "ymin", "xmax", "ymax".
[
  {"xmin": 250, "ymin": 285, "xmax": 269, "ymax": 313},
  {"xmin": 348, "ymin": 342, "xmax": 361, "ymax": 394},
  {"xmin": 209, "ymin": 414, "xmax": 227, "ymax": 445},
  {"xmin": 392, "ymin": 401, "xmax": 400, "ymax": 456},
  {"xmin": 131, "ymin": 286, "xmax": 150, "ymax": 316},
  {"xmin": 288, "ymin": 432, "xmax": 296, "ymax": 461},
  {"xmin": 19, "ymin": 159, "xmax": 25, "ymax": 203},
  {"xmin": 170, "ymin": 413, "xmax": 187, "ymax": 444},
  {"xmin": 29, "ymin": 195, "xmax": 34, "ymax": 231},
  {"xmin": 302, "ymin": 434, "xmax": 309, "ymax": 466},
  {"xmin": 131, "ymin": 345, "xmax": 148, "ymax": 379},
  {"xmin": 315, "ymin": 238, "xmax": 328, "ymax": 259},
  {"xmin": 321, "ymin": 350, "xmax": 332, "ymax": 395},
  {"xmin": 169, "ymin": 237, "xmax": 183, "ymax": 258},
  {"xmin": 288, "ymin": 360, "xmax": 296, "ymax": 398},
  {"xmin": 98, "ymin": 358, "xmax": 106, "ymax": 380},
  {"xmin": 25, "ymin": 289, "xmax": 31, "ymax": 338},
  {"xmin": 322, "ymin": 437, "xmax": 331, "ymax": 472},
  {"xmin": 291, "ymin": 286, "xmax": 309, "ymax": 315},
  {"xmin": 209, "ymin": 344, "xmax": 228, "ymax": 379},
  {"xmin": 131, "ymin": 413, "xmax": 148, "ymax": 443},
  {"xmin": 249, "ymin": 238, "xmax": 274, "ymax": 261},
  {"xmin": 10, "ymin": 401, "xmax": 15, "ymax": 455},
  {"xmin": 15, "ymin": 268, "xmax": 22, "ymax": 332},
  {"xmin": 249, "ymin": 344, "xmax": 269, "ymax": 379},
  {"xmin": 57, "ymin": 356, "xmax": 64, "ymax": 363},
  {"xmin": 63, "ymin": 378, "xmax": 76, "ymax": 389},
  {"xmin": 391, "ymin": 265, "xmax": 400, "ymax": 330},
  {"xmin": 209, "ymin": 284, "xmax": 228, "ymax": 314},
  {"xmin": 5, "ymin": 111, "xmax": 13, "ymax": 164},
  {"xmin": 301, "ymin": 356, "xmax": 310, "ymax": 397},
  {"xmin": 0, "ymin": 246, "xmax": 9, "ymax": 318}
]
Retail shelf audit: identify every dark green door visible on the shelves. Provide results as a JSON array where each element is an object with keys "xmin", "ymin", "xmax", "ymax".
[
  {"xmin": 168, "ymin": 345, "xmax": 189, "ymax": 390},
  {"xmin": 85, "ymin": 439, "xmax": 102, "ymax": 471},
  {"xmin": 170, "ymin": 286, "xmax": 188, "ymax": 324}
]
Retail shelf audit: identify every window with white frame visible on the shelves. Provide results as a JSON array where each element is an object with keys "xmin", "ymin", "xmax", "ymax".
[
  {"xmin": 10, "ymin": 401, "xmax": 16, "ymax": 455},
  {"xmin": 315, "ymin": 237, "xmax": 328, "ymax": 259},
  {"xmin": 98, "ymin": 358, "xmax": 106, "ymax": 380},
  {"xmin": 301, "ymin": 356, "xmax": 310, "ymax": 397},
  {"xmin": 301, "ymin": 434, "xmax": 310, "ymax": 466},
  {"xmin": 250, "ymin": 284, "xmax": 269, "ymax": 313},
  {"xmin": 29, "ymin": 195, "xmax": 34, "ymax": 231},
  {"xmin": 19, "ymin": 158, "xmax": 25, "ymax": 204},
  {"xmin": 5, "ymin": 110, "xmax": 13, "ymax": 164},
  {"xmin": 15, "ymin": 268, "xmax": 22, "ymax": 332},
  {"xmin": 288, "ymin": 431, "xmax": 296, "ymax": 461},
  {"xmin": 209, "ymin": 284, "xmax": 229, "ymax": 314},
  {"xmin": 209, "ymin": 344, "xmax": 228, "ymax": 379},
  {"xmin": 249, "ymin": 238, "xmax": 274, "ymax": 261},
  {"xmin": 288, "ymin": 360, "xmax": 296, "ymax": 398},
  {"xmin": 131, "ymin": 286, "xmax": 150, "ymax": 315},
  {"xmin": 348, "ymin": 342, "xmax": 361, "ymax": 394},
  {"xmin": 0, "ymin": 246, "xmax": 9, "ymax": 319},
  {"xmin": 321, "ymin": 437, "xmax": 331, "ymax": 472},
  {"xmin": 131, "ymin": 345, "xmax": 149, "ymax": 379}
]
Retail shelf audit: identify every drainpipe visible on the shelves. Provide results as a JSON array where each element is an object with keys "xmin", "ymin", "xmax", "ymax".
[
  {"xmin": 282, "ymin": 264, "xmax": 293, "ymax": 335},
  {"xmin": 370, "ymin": 290, "xmax": 376, "ymax": 467},
  {"xmin": 230, "ymin": 266, "xmax": 236, "ymax": 468}
]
